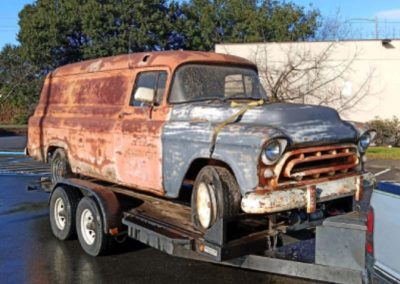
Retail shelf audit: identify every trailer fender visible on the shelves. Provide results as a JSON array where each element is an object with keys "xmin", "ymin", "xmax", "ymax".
[{"xmin": 50, "ymin": 178, "xmax": 122, "ymax": 235}]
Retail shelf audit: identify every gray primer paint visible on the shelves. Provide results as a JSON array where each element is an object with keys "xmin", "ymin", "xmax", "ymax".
[{"xmin": 162, "ymin": 102, "xmax": 359, "ymax": 198}]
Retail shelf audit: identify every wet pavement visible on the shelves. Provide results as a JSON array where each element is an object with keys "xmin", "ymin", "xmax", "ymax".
[
  {"xmin": 2, "ymin": 173, "xmax": 311, "ymax": 284},
  {"xmin": 0, "ymin": 136, "xmax": 317, "ymax": 284},
  {"xmin": 0, "ymin": 136, "xmax": 398, "ymax": 284},
  {"xmin": 0, "ymin": 136, "xmax": 27, "ymax": 151},
  {"xmin": 0, "ymin": 154, "xmax": 49, "ymax": 175}
]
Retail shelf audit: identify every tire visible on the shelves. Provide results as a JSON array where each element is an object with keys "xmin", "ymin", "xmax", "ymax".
[
  {"xmin": 76, "ymin": 197, "xmax": 111, "ymax": 256},
  {"xmin": 191, "ymin": 166, "xmax": 241, "ymax": 233},
  {"xmin": 49, "ymin": 186, "xmax": 81, "ymax": 240},
  {"xmin": 51, "ymin": 148, "xmax": 74, "ymax": 184}
]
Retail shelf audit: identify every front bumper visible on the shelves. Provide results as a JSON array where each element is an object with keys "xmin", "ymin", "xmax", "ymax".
[{"xmin": 241, "ymin": 174, "xmax": 365, "ymax": 214}]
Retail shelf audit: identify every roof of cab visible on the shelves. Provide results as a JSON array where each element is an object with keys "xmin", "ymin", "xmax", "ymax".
[{"xmin": 51, "ymin": 51, "xmax": 257, "ymax": 77}]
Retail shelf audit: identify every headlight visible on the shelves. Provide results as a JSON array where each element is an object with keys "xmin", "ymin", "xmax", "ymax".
[
  {"xmin": 262, "ymin": 140, "xmax": 287, "ymax": 165},
  {"xmin": 358, "ymin": 131, "xmax": 375, "ymax": 152},
  {"xmin": 359, "ymin": 134, "xmax": 371, "ymax": 149}
]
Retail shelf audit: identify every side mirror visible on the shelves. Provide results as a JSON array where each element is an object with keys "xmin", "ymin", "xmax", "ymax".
[{"xmin": 134, "ymin": 87, "xmax": 155, "ymax": 105}]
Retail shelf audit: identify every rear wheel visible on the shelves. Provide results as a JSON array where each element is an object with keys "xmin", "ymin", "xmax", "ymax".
[
  {"xmin": 76, "ymin": 197, "xmax": 111, "ymax": 256},
  {"xmin": 51, "ymin": 148, "xmax": 74, "ymax": 184},
  {"xmin": 49, "ymin": 186, "xmax": 81, "ymax": 240},
  {"xmin": 191, "ymin": 166, "xmax": 241, "ymax": 232}
]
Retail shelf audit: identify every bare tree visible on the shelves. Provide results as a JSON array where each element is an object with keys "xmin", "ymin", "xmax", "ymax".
[
  {"xmin": 253, "ymin": 41, "xmax": 376, "ymax": 116},
  {"xmin": 216, "ymin": 11, "xmax": 378, "ymax": 117}
]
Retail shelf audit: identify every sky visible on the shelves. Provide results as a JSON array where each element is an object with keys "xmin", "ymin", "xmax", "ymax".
[{"xmin": 1, "ymin": 0, "xmax": 400, "ymax": 50}]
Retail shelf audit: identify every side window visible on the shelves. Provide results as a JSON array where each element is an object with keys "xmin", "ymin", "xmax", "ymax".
[
  {"xmin": 130, "ymin": 71, "xmax": 167, "ymax": 107},
  {"xmin": 156, "ymin": 72, "xmax": 167, "ymax": 105},
  {"xmin": 224, "ymin": 74, "xmax": 254, "ymax": 98}
]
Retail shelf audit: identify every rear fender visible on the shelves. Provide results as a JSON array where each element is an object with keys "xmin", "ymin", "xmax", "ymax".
[
  {"xmin": 45, "ymin": 140, "xmax": 69, "ymax": 163},
  {"xmin": 50, "ymin": 178, "xmax": 122, "ymax": 235}
]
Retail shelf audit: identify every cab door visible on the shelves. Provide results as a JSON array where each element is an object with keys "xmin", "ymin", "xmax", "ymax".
[{"xmin": 114, "ymin": 69, "xmax": 170, "ymax": 195}]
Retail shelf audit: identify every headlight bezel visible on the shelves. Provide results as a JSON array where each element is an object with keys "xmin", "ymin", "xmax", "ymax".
[{"xmin": 261, "ymin": 139, "xmax": 287, "ymax": 165}]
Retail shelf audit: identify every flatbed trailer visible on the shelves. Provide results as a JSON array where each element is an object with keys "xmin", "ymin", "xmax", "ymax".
[{"xmin": 41, "ymin": 177, "xmax": 368, "ymax": 284}]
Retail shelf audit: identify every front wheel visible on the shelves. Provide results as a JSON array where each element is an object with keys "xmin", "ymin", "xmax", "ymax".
[
  {"xmin": 76, "ymin": 197, "xmax": 111, "ymax": 256},
  {"xmin": 191, "ymin": 166, "xmax": 241, "ymax": 233}
]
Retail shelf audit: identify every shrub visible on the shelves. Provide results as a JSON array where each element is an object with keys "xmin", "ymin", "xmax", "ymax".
[
  {"xmin": 0, "ymin": 101, "xmax": 34, "ymax": 125},
  {"xmin": 369, "ymin": 117, "xmax": 400, "ymax": 147}
]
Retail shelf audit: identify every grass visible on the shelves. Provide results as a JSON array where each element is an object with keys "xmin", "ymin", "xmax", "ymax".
[
  {"xmin": 0, "ymin": 124, "xmax": 27, "ymax": 129},
  {"xmin": 367, "ymin": 146, "xmax": 400, "ymax": 160}
]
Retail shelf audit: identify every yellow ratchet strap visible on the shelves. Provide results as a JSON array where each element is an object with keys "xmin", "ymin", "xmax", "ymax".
[{"xmin": 209, "ymin": 99, "xmax": 264, "ymax": 157}]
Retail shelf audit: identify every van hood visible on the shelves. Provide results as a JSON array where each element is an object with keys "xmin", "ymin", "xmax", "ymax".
[{"xmin": 170, "ymin": 102, "xmax": 358, "ymax": 146}]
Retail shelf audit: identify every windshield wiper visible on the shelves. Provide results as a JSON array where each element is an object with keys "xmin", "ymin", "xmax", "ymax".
[
  {"xmin": 200, "ymin": 97, "xmax": 226, "ymax": 104},
  {"xmin": 225, "ymin": 95, "xmax": 262, "ymax": 101}
]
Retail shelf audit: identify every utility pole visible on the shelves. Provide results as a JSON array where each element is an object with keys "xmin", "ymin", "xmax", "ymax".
[{"xmin": 375, "ymin": 16, "xmax": 379, "ymax": 39}]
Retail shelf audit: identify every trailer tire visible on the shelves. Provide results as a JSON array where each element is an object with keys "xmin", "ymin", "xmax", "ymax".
[
  {"xmin": 49, "ymin": 186, "xmax": 81, "ymax": 240},
  {"xmin": 51, "ymin": 148, "xmax": 74, "ymax": 184},
  {"xmin": 191, "ymin": 166, "xmax": 241, "ymax": 233},
  {"xmin": 76, "ymin": 197, "xmax": 111, "ymax": 256}
]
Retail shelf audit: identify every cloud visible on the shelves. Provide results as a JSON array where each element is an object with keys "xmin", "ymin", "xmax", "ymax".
[{"xmin": 376, "ymin": 9, "xmax": 400, "ymax": 20}]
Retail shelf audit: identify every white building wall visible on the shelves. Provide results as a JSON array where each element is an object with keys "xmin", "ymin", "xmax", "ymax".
[{"xmin": 216, "ymin": 40, "xmax": 400, "ymax": 122}]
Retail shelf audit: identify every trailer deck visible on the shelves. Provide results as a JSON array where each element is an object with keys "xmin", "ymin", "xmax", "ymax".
[{"xmin": 37, "ymin": 177, "xmax": 367, "ymax": 284}]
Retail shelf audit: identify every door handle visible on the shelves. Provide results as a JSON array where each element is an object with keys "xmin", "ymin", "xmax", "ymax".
[{"xmin": 118, "ymin": 112, "xmax": 133, "ymax": 119}]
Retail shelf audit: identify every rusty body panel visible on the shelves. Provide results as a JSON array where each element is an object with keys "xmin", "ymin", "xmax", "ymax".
[
  {"xmin": 28, "ymin": 51, "xmax": 255, "ymax": 196},
  {"xmin": 28, "ymin": 50, "xmax": 372, "ymax": 216}
]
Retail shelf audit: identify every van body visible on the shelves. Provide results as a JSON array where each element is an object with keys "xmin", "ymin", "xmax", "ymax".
[
  {"xmin": 28, "ymin": 51, "xmax": 375, "ymax": 231},
  {"xmin": 27, "ymin": 51, "xmax": 258, "ymax": 195}
]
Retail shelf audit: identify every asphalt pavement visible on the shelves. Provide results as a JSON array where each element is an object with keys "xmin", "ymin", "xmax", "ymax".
[
  {"xmin": 2, "ymin": 174, "xmax": 312, "ymax": 284},
  {"xmin": 0, "ymin": 136, "xmax": 317, "ymax": 284},
  {"xmin": 0, "ymin": 135, "xmax": 27, "ymax": 151}
]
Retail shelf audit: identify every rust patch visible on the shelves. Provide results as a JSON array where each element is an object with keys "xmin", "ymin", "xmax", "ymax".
[
  {"xmin": 27, "ymin": 56, "xmax": 175, "ymax": 195},
  {"xmin": 51, "ymin": 51, "xmax": 257, "ymax": 77},
  {"xmin": 306, "ymin": 185, "xmax": 317, "ymax": 213}
]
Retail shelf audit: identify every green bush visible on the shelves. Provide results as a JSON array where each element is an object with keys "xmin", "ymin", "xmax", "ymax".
[
  {"xmin": 0, "ymin": 101, "xmax": 33, "ymax": 125},
  {"xmin": 369, "ymin": 117, "xmax": 400, "ymax": 147}
]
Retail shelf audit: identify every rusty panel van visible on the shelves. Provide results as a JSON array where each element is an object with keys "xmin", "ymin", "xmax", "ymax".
[{"xmin": 27, "ymin": 51, "xmax": 375, "ymax": 233}]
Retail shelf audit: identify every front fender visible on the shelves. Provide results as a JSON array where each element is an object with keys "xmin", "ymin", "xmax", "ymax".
[
  {"xmin": 345, "ymin": 120, "xmax": 374, "ymax": 138},
  {"xmin": 162, "ymin": 121, "xmax": 286, "ymax": 197},
  {"xmin": 212, "ymin": 124, "xmax": 287, "ymax": 194}
]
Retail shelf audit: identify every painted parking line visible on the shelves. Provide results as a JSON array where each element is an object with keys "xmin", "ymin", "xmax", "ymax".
[
  {"xmin": 0, "ymin": 151, "xmax": 25, "ymax": 156},
  {"xmin": 374, "ymin": 168, "xmax": 391, "ymax": 177}
]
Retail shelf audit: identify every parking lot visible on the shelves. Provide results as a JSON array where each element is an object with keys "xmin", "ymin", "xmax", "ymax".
[{"xmin": 0, "ymin": 136, "xmax": 398, "ymax": 284}]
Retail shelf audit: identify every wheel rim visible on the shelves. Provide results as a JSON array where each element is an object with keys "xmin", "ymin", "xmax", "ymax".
[
  {"xmin": 196, "ymin": 182, "xmax": 215, "ymax": 229},
  {"xmin": 52, "ymin": 158, "xmax": 65, "ymax": 181},
  {"xmin": 81, "ymin": 208, "xmax": 96, "ymax": 245},
  {"xmin": 54, "ymin": 197, "xmax": 66, "ymax": 230}
]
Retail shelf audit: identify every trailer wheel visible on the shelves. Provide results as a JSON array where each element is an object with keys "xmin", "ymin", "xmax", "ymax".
[
  {"xmin": 76, "ymin": 197, "xmax": 111, "ymax": 256},
  {"xmin": 191, "ymin": 166, "xmax": 241, "ymax": 233},
  {"xmin": 49, "ymin": 186, "xmax": 81, "ymax": 240},
  {"xmin": 51, "ymin": 148, "xmax": 73, "ymax": 184}
]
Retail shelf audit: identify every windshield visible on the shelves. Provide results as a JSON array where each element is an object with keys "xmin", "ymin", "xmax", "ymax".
[{"xmin": 169, "ymin": 64, "xmax": 267, "ymax": 103}]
